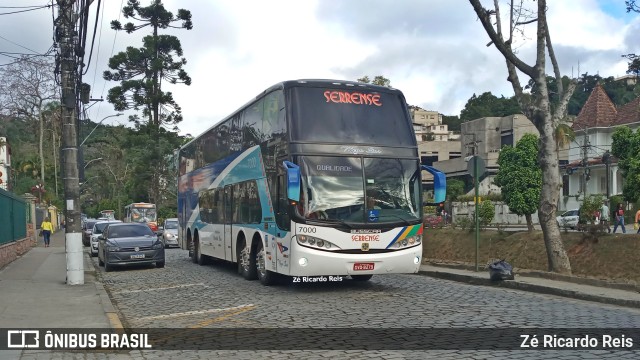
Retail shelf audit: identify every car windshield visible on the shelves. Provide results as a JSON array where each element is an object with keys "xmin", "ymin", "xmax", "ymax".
[
  {"xmin": 108, "ymin": 225, "xmax": 155, "ymax": 238},
  {"xmin": 165, "ymin": 221, "xmax": 178, "ymax": 229},
  {"xmin": 298, "ymin": 156, "xmax": 421, "ymax": 224},
  {"xmin": 85, "ymin": 221, "xmax": 97, "ymax": 231},
  {"xmin": 93, "ymin": 222, "xmax": 118, "ymax": 234}
]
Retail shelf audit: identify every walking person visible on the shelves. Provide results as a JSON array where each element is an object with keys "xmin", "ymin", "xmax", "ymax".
[
  {"xmin": 601, "ymin": 201, "xmax": 610, "ymax": 233},
  {"xmin": 612, "ymin": 203, "xmax": 626, "ymax": 234},
  {"xmin": 40, "ymin": 217, "xmax": 54, "ymax": 247}
]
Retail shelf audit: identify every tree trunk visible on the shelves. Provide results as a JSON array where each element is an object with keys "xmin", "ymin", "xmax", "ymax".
[
  {"xmin": 536, "ymin": 115, "xmax": 572, "ymax": 274},
  {"xmin": 525, "ymin": 213, "xmax": 534, "ymax": 232}
]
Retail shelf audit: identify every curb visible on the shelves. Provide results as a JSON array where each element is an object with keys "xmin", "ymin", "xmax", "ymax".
[
  {"xmin": 424, "ymin": 260, "xmax": 640, "ymax": 292},
  {"xmin": 418, "ymin": 269, "xmax": 640, "ymax": 309},
  {"xmin": 85, "ymin": 251, "xmax": 125, "ymax": 331}
]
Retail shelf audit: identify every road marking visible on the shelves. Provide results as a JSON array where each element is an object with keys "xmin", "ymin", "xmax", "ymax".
[
  {"xmin": 111, "ymin": 283, "xmax": 206, "ymax": 294},
  {"xmin": 134, "ymin": 304, "xmax": 255, "ymax": 322},
  {"xmin": 189, "ymin": 304, "xmax": 256, "ymax": 328}
]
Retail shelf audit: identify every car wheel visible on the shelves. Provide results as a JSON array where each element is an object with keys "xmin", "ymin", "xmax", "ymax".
[
  {"xmin": 238, "ymin": 239, "xmax": 257, "ymax": 280},
  {"xmin": 90, "ymin": 251, "xmax": 96, "ymax": 258},
  {"xmin": 351, "ymin": 275, "xmax": 373, "ymax": 282},
  {"xmin": 255, "ymin": 240, "xmax": 275, "ymax": 286},
  {"xmin": 104, "ymin": 259, "xmax": 112, "ymax": 272},
  {"xmin": 156, "ymin": 260, "xmax": 165, "ymax": 268}
]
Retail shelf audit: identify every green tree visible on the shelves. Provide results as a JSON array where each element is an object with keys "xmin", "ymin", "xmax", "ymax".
[
  {"xmin": 459, "ymin": 92, "xmax": 521, "ymax": 121},
  {"xmin": 470, "ymin": 0, "xmax": 576, "ymax": 274},
  {"xmin": 611, "ymin": 126, "xmax": 640, "ymax": 201},
  {"xmin": 446, "ymin": 178, "xmax": 465, "ymax": 201},
  {"xmin": 357, "ymin": 75, "xmax": 391, "ymax": 87},
  {"xmin": 442, "ymin": 115, "xmax": 463, "ymax": 132},
  {"xmin": 494, "ymin": 134, "xmax": 541, "ymax": 232},
  {"xmin": 104, "ymin": 0, "xmax": 192, "ymax": 204},
  {"xmin": 478, "ymin": 200, "xmax": 495, "ymax": 228}
]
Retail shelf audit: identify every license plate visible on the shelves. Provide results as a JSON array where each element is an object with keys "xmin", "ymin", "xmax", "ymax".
[
  {"xmin": 353, "ymin": 263, "xmax": 374, "ymax": 271},
  {"xmin": 130, "ymin": 254, "xmax": 145, "ymax": 259}
]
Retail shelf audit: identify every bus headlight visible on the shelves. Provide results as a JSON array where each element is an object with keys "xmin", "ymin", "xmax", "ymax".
[
  {"xmin": 297, "ymin": 235, "xmax": 339, "ymax": 250},
  {"xmin": 394, "ymin": 236, "xmax": 421, "ymax": 249}
]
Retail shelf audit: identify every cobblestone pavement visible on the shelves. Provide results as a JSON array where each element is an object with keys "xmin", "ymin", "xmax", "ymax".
[{"xmin": 47, "ymin": 248, "xmax": 640, "ymax": 359}]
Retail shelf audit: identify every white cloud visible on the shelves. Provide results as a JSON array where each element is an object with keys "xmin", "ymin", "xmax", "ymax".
[{"xmin": 0, "ymin": 0, "xmax": 637, "ymax": 137}]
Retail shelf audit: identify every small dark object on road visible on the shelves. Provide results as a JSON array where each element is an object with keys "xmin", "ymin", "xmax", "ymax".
[{"xmin": 488, "ymin": 259, "xmax": 515, "ymax": 281}]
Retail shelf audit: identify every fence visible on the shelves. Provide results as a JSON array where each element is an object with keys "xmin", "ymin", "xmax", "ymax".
[{"xmin": 0, "ymin": 188, "xmax": 27, "ymax": 245}]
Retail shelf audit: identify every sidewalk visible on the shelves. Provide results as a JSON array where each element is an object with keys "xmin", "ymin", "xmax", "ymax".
[
  {"xmin": 0, "ymin": 230, "xmax": 123, "ymax": 358},
  {"xmin": 419, "ymin": 263, "xmax": 640, "ymax": 308}
]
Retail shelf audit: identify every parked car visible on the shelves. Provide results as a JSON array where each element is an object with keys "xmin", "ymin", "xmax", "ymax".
[
  {"xmin": 423, "ymin": 214, "xmax": 443, "ymax": 228},
  {"xmin": 90, "ymin": 220, "xmax": 122, "ymax": 257},
  {"xmin": 556, "ymin": 209, "xmax": 579, "ymax": 229},
  {"xmin": 98, "ymin": 223, "xmax": 165, "ymax": 272},
  {"xmin": 161, "ymin": 218, "xmax": 179, "ymax": 248},
  {"xmin": 82, "ymin": 219, "xmax": 98, "ymax": 246}
]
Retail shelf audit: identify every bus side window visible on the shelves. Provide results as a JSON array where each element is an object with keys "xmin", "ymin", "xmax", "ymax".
[{"xmin": 276, "ymin": 175, "xmax": 290, "ymax": 231}]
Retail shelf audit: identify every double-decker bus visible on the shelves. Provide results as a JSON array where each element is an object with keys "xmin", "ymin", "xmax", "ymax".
[
  {"xmin": 177, "ymin": 79, "xmax": 446, "ymax": 285},
  {"xmin": 123, "ymin": 202, "xmax": 158, "ymax": 232}
]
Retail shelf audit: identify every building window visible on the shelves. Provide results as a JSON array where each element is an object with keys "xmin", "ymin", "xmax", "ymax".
[{"xmin": 600, "ymin": 176, "xmax": 606, "ymax": 194}]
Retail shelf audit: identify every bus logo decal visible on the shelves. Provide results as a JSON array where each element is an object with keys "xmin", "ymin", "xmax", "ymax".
[
  {"xmin": 276, "ymin": 242, "xmax": 288, "ymax": 254},
  {"xmin": 361, "ymin": 243, "xmax": 370, "ymax": 251},
  {"xmin": 340, "ymin": 146, "xmax": 382, "ymax": 155},
  {"xmin": 323, "ymin": 90, "xmax": 382, "ymax": 106}
]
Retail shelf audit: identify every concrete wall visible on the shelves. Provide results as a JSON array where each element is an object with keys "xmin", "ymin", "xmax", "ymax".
[{"xmin": 452, "ymin": 201, "xmax": 540, "ymax": 225}]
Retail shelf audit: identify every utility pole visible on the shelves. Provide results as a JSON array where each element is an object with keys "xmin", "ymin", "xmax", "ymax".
[
  {"xmin": 57, "ymin": 0, "xmax": 84, "ymax": 285},
  {"xmin": 582, "ymin": 129, "xmax": 590, "ymax": 200}
]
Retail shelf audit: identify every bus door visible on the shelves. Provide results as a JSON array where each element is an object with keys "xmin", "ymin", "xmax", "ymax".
[{"xmin": 223, "ymin": 185, "xmax": 234, "ymax": 261}]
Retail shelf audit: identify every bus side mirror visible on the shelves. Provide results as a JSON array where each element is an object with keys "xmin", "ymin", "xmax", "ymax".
[
  {"xmin": 282, "ymin": 161, "xmax": 300, "ymax": 202},
  {"xmin": 421, "ymin": 165, "xmax": 446, "ymax": 203}
]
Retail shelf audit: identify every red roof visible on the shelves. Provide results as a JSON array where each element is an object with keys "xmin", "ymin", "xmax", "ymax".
[
  {"xmin": 614, "ymin": 96, "xmax": 640, "ymax": 126},
  {"xmin": 573, "ymin": 84, "xmax": 617, "ymax": 129}
]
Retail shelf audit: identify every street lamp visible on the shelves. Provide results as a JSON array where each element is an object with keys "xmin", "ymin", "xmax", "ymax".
[{"xmin": 80, "ymin": 113, "xmax": 123, "ymax": 146}]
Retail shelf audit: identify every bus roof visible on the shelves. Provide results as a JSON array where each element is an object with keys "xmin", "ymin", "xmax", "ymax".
[{"xmin": 179, "ymin": 79, "xmax": 404, "ymax": 151}]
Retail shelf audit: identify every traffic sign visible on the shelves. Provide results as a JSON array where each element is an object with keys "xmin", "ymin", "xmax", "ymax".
[{"xmin": 466, "ymin": 156, "xmax": 486, "ymax": 178}]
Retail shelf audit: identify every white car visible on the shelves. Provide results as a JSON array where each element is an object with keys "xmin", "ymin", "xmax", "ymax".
[
  {"xmin": 161, "ymin": 218, "xmax": 179, "ymax": 248},
  {"xmin": 90, "ymin": 220, "xmax": 122, "ymax": 257},
  {"xmin": 556, "ymin": 209, "xmax": 579, "ymax": 229}
]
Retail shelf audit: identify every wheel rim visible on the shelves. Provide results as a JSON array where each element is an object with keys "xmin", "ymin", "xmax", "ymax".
[
  {"xmin": 240, "ymin": 242, "xmax": 251, "ymax": 273},
  {"xmin": 256, "ymin": 244, "xmax": 266, "ymax": 279}
]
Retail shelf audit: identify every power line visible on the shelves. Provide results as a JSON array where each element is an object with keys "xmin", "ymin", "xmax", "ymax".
[{"xmin": 0, "ymin": 5, "xmax": 50, "ymax": 16}]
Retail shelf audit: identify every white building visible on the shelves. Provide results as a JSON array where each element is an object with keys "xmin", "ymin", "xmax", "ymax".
[
  {"xmin": 0, "ymin": 137, "xmax": 10, "ymax": 190},
  {"xmin": 561, "ymin": 84, "xmax": 638, "ymax": 211}
]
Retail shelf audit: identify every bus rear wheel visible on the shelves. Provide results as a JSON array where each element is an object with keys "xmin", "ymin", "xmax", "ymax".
[
  {"xmin": 192, "ymin": 237, "xmax": 206, "ymax": 266},
  {"xmin": 238, "ymin": 239, "xmax": 257, "ymax": 280},
  {"xmin": 351, "ymin": 275, "xmax": 373, "ymax": 282},
  {"xmin": 255, "ymin": 240, "xmax": 275, "ymax": 286}
]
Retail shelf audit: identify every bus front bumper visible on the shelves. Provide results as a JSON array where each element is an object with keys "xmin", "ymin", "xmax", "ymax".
[{"xmin": 287, "ymin": 245, "xmax": 422, "ymax": 277}]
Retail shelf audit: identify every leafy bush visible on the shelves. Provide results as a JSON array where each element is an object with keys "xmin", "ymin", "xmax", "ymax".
[{"xmin": 478, "ymin": 200, "xmax": 495, "ymax": 227}]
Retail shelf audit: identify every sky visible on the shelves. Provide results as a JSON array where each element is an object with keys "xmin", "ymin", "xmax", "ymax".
[{"xmin": 0, "ymin": 0, "xmax": 639, "ymax": 137}]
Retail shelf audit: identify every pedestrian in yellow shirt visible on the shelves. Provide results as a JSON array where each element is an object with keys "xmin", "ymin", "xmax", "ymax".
[{"xmin": 41, "ymin": 217, "xmax": 54, "ymax": 247}]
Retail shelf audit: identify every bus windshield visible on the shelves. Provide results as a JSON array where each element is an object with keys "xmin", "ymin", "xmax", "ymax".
[
  {"xmin": 131, "ymin": 207, "xmax": 157, "ymax": 223},
  {"xmin": 289, "ymin": 87, "xmax": 414, "ymax": 146},
  {"xmin": 299, "ymin": 156, "xmax": 421, "ymax": 224}
]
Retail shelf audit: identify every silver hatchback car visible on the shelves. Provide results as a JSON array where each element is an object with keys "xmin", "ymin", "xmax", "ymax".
[
  {"xmin": 161, "ymin": 218, "xmax": 179, "ymax": 248},
  {"xmin": 90, "ymin": 220, "xmax": 122, "ymax": 257}
]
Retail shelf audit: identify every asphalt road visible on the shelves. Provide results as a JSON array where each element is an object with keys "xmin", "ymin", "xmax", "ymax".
[{"xmin": 89, "ymin": 248, "xmax": 640, "ymax": 359}]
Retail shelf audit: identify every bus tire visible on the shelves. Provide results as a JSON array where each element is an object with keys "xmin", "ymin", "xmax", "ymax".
[
  {"xmin": 255, "ymin": 240, "xmax": 275, "ymax": 286},
  {"xmin": 351, "ymin": 275, "xmax": 373, "ymax": 282},
  {"xmin": 193, "ymin": 236, "xmax": 206, "ymax": 266},
  {"xmin": 238, "ymin": 238, "xmax": 257, "ymax": 280}
]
